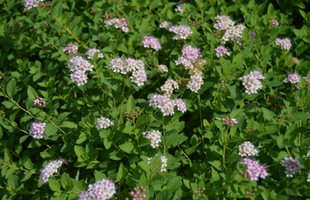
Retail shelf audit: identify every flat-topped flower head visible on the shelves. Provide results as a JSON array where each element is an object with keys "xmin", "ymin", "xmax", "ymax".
[
  {"xmin": 141, "ymin": 35, "xmax": 162, "ymax": 51},
  {"xmin": 29, "ymin": 120, "xmax": 46, "ymax": 139},
  {"xmin": 239, "ymin": 141, "xmax": 259, "ymax": 157},
  {"xmin": 275, "ymin": 38, "xmax": 291, "ymax": 50},
  {"xmin": 169, "ymin": 25, "xmax": 192, "ymax": 40},
  {"xmin": 143, "ymin": 130, "xmax": 162, "ymax": 148},
  {"xmin": 63, "ymin": 44, "xmax": 78, "ymax": 54},
  {"xmin": 181, "ymin": 45, "xmax": 202, "ymax": 62},
  {"xmin": 284, "ymin": 73, "xmax": 300, "ymax": 84},
  {"xmin": 40, "ymin": 159, "xmax": 65, "ymax": 183},
  {"xmin": 78, "ymin": 179, "xmax": 116, "ymax": 200},
  {"xmin": 215, "ymin": 46, "xmax": 230, "ymax": 57},
  {"xmin": 86, "ymin": 48, "xmax": 103, "ymax": 59},
  {"xmin": 24, "ymin": 0, "xmax": 44, "ymax": 9},
  {"xmin": 70, "ymin": 70, "xmax": 87, "ymax": 86},
  {"xmin": 68, "ymin": 56, "xmax": 93, "ymax": 72},
  {"xmin": 214, "ymin": 15, "xmax": 234, "ymax": 30},
  {"xmin": 239, "ymin": 71, "xmax": 265, "ymax": 94},
  {"xmin": 282, "ymin": 157, "xmax": 302, "ymax": 177},
  {"xmin": 241, "ymin": 158, "xmax": 268, "ymax": 181},
  {"xmin": 96, "ymin": 116, "xmax": 114, "ymax": 130},
  {"xmin": 269, "ymin": 19, "xmax": 279, "ymax": 27}
]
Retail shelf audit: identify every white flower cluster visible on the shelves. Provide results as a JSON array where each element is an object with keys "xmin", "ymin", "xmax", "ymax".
[
  {"xmin": 68, "ymin": 56, "xmax": 94, "ymax": 86},
  {"xmin": 86, "ymin": 48, "xmax": 103, "ymax": 59},
  {"xmin": 149, "ymin": 94, "xmax": 187, "ymax": 116},
  {"xmin": 105, "ymin": 18, "xmax": 129, "ymax": 32},
  {"xmin": 143, "ymin": 130, "xmax": 162, "ymax": 148},
  {"xmin": 239, "ymin": 70, "xmax": 265, "ymax": 94},
  {"xmin": 175, "ymin": 4, "xmax": 185, "ymax": 14},
  {"xmin": 214, "ymin": 15, "xmax": 246, "ymax": 45},
  {"xmin": 283, "ymin": 72, "xmax": 300, "ymax": 84},
  {"xmin": 157, "ymin": 64, "xmax": 168, "ymax": 73},
  {"xmin": 24, "ymin": 0, "xmax": 44, "ymax": 9},
  {"xmin": 40, "ymin": 159, "xmax": 65, "ymax": 183},
  {"xmin": 96, "ymin": 116, "xmax": 114, "ymax": 130},
  {"xmin": 275, "ymin": 38, "xmax": 291, "ymax": 50},
  {"xmin": 29, "ymin": 120, "xmax": 46, "ymax": 139},
  {"xmin": 161, "ymin": 79, "xmax": 179, "ymax": 97},
  {"xmin": 160, "ymin": 155, "xmax": 168, "ymax": 172},
  {"xmin": 109, "ymin": 58, "xmax": 147, "ymax": 86},
  {"xmin": 78, "ymin": 179, "xmax": 116, "ymax": 200},
  {"xmin": 187, "ymin": 74, "xmax": 204, "ymax": 93},
  {"xmin": 239, "ymin": 141, "xmax": 259, "ymax": 157},
  {"xmin": 159, "ymin": 21, "xmax": 192, "ymax": 40},
  {"xmin": 282, "ymin": 157, "xmax": 302, "ymax": 177}
]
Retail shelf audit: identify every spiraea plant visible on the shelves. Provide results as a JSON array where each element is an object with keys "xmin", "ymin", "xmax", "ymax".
[{"xmin": 1, "ymin": 0, "xmax": 310, "ymax": 199}]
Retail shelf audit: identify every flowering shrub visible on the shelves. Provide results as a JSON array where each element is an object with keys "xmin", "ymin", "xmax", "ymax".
[{"xmin": 1, "ymin": 0, "xmax": 310, "ymax": 199}]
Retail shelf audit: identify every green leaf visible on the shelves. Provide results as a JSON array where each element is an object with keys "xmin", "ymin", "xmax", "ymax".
[
  {"xmin": 86, "ymin": 144, "xmax": 98, "ymax": 161},
  {"xmin": 49, "ymin": 179, "xmax": 61, "ymax": 191},
  {"xmin": 119, "ymin": 142, "xmax": 134, "ymax": 153},
  {"xmin": 57, "ymin": 112, "xmax": 71, "ymax": 125},
  {"xmin": 167, "ymin": 176, "xmax": 182, "ymax": 192},
  {"xmin": 291, "ymin": 112, "xmax": 310, "ymax": 121},
  {"xmin": 27, "ymin": 85, "xmax": 39, "ymax": 100},
  {"xmin": 61, "ymin": 173, "xmax": 73, "ymax": 189},
  {"xmin": 261, "ymin": 107, "xmax": 274, "ymax": 121},
  {"xmin": 74, "ymin": 146, "xmax": 87, "ymax": 161},
  {"xmin": 6, "ymin": 78, "xmax": 16, "ymax": 97},
  {"xmin": 126, "ymin": 95, "xmax": 135, "ymax": 112},
  {"xmin": 155, "ymin": 189, "xmax": 170, "ymax": 200},
  {"xmin": 116, "ymin": 162, "xmax": 125, "ymax": 182},
  {"xmin": 136, "ymin": 114, "xmax": 151, "ymax": 128},
  {"xmin": 45, "ymin": 123, "xmax": 58, "ymax": 136},
  {"xmin": 53, "ymin": 1, "xmax": 63, "ymax": 18},
  {"xmin": 4, "ymin": 148, "xmax": 12, "ymax": 164},
  {"xmin": 267, "ymin": 3, "xmax": 274, "ymax": 16},
  {"xmin": 267, "ymin": 80, "xmax": 283, "ymax": 87}
]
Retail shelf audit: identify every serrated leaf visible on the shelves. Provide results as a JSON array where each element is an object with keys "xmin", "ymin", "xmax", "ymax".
[
  {"xmin": 27, "ymin": 85, "xmax": 39, "ymax": 100},
  {"xmin": 49, "ymin": 179, "xmax": 61, "ymax": 191},
  {"xmin": 6, "ymin": 78, "xmax": 16, "ymax": 97},
  {"xmin": 116, "ymin": 162, "xmax": 125, "ymax": 182},
  {"xmin": 126, "ymin": 95, "xmax": 135, "ymax": 112}
]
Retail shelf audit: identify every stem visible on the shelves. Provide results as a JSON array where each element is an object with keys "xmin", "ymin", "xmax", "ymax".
[
  {"xmin": 162, "ymin": 116, "xmax": 166, "ymax": 154},
  {"xmin": 198, "ymin": 94, "xmax": 203, "ymax": 128},
  {"xmin": 178, "ymin": 145, "xmax": 192, "ymax": 163},
  {"xmin": 117, "ymin": 74, "xmax": 128, "ymax": 127},
  {"xmin": 41, "ymin": 109, "xmax": 67, "ymax": 136},
  {"xmin": 133, "ymin": 121, "xmax": 142, "ymax": 155},
  {"xmin": 277, "ymin": 127, "xmax": 291, "ymax": 157},
  {"xmin": 42, "ymin": 32, "xmax": 64, "ymax": 56},
  {"xmin": 113, "ymin": 32, "xmax": 120, "ymax": 57},
  {"xmin": 50, "ymin": 12, "xmax": 88, "ymax": 49}
]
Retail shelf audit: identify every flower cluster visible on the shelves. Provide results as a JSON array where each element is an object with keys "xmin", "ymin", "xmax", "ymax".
[
  {"xmin": 239, "ymin": 70, "xmax": 265, "ymax": 94},
  {"xmin": 29, "ymin": 120, "xmax": 46, "ymax": 139},
  {"xmin": 283, "ymin": 72, "xmax": 300, "ymax": 84},
  {"xmin": 141, "ymin": 36, "xmax": 162, "ymax": 51},
  {"xmin": 175, "ymin": 4, "xmax": 185, "ymax": 14},
  {"xmin": 213, "ymin": 15, "xmax": 246, "ymax": 45},
  {"xmin": 194, "ymin": 188, "xmax": 206, "ymax": 197},
  {"xmin": 161, "ymin": 79, "xmax": 179, "ymax": 97},
  {"xmin": 40, "ymin": 159, "xmax": 65, "ymax": 183},
  {"xmin": 96, "ymin": 116, "xmax": 114, "ymax": 130},
  {"xmin": 63, "ymin": 44, "xmax": 78, "ymax": 54},
  {"xmin": 160, "ymin": 21, "xmax": 192, "ymax": 40},
  {"xmin": 78, "ymin": 179, "xmax": 116, "ymax": 200},
  {"xmin": 86, "ymin": 48, "xmax": 103, "ymax": 59},
  {"xmin": 105, "ymin": 18, "xmax": 129, "ymax": 32},
  {"xmin": 143, "ymin": 130, "xmax": 162, "ymax": 148},
  {"xmin": 269, "ymin": 19, "xmax": 279, "ymax": 27},
  {"xmin": 156, "ymin": 64, "xmax": 168, "ymax": 73},
  {"xmin": 128, "ymin": 186, "xmax": 147, "ymax": 200},
  {"xmin": 215, "ymin": 46, "xmax": 230, "ymax": 58},
  {"xmin": 239, "ymin": 141, "xmax": 259, "ymax": 157},
  {"xmin": 282, "ymin": 157, "xmax": 302, "ymax": 177},
  {"xmin": 24, "ymin": 0, "xmax": 44, "ymax": 9},
  {"xmin": 32, "ymin": 97, "xmax": 46, "ymax": 107},
  {"xmin": 221, "ymin": 80, "xmax": 229, "ymax": 88},
  {"xmin": 275, "ymin": 38, "xmax": 292, "ymax": 50},
  {"xmin": 149, "ymin": 94, "xmax": 187, "ymax": 116},
  {"xmin": 68, "ymin": 56, "xmax": 93, "ymax": 86},
  {"xmin": 109, "ymin": 58, "xmax": 147, "ymax": 86},
  {"xmin": 160, "ymin": 155, "xmax": 168, "ymax": 172},
  {"xmin": 240, "ymin": 158, "xmax": 268, "ymax": 181},
  {"xmin": 39, "ymin": 1, "xmax": 52, "ymax": 9},
  {"xmin": 187, "ymin": 74, "xmax": 204, "ymax": 93},
  {"xmin": 181, "ymin": 45, "xmax": 202, "ymax": 62},
  {"xmin": 222, "ymin": 116, "xmax": 238, "ymax": 127}
]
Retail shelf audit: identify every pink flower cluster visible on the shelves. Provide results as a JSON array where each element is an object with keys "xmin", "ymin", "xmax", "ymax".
[
  {"xmin": 68, "ymin": 56, "xmax": 93, "ymax": 86},
  {"xmin": 78, "ymin": 179, "xmax": 116, "ymax": 200},
  {"xmin": 187, "ymin": 75, "xmax": 204, "ymax": 93},
  {"xmin": 141, "ymin": 36, "xmax": 162, "ymax": 51},
  {"xmin": 160, "ymin": 21, "xmax": 192, "ymax": 40},
  {"xmin": 239, "ymin": 70, "xmax": 265, "ymax": 94},
  {"xmin": 63, "ymin": 44, "xmax": 78, "ymax": 54},
  {"xmin": 221, "ymin": 80, "xmax": 229, "ymax": 88},
  {"xmin": 86, "ymin": 48, "xmax": 103, "ymax": 59},
  {"xmin": 109, "ymin": 58, "xmax": 147, "ymax": 86},
  {"xmin": 40, "ymin": 159, "xmax": 65, "ymax": 183},
  {"xmin": 269, "ymin": 19, "xmax": 279, "ymax": 27},
  {"xmin": 128, "ymin": 186, "xmax": 147, "ymax": 200},
  {"xmin": 215, "ymin": 46, "xmax": 230, "ymax": 58},
  {"xmin": 24, "ymin": 0, "xmax": 44, "ymax": 9},
  {"xmin": 96, "ymin": 116, "xmax": 114, "ymax": 130},
  {"xmin": 275, "ymin": 38, "xmax": 291, "ymax": 50},
  {"xmin": 161, "ymin": 79, "xmax": 179, "ymax": 97},
  {"xmin": 282, "ymin": 157, "xmax": 302, "ymax": 177},
  {"xmin": 283, "ymin": 72, "xmax": 300, "ymax": 84},
  {"xmin": 181, "ymin": 45, "xmax": 202, "ymax": 62},
  {"xmin": 214, "ymin": 15, "xmax": 234, "ymax": 30},
  {"xmin": 240, "ymin": 158, "xmax": 268, "ymax": 181},
  {"xmin": 149, "ymin": 94, "xmax": 186, "ymax": 116},
  {"xmin": 32, "ymin": 97, "xmax": 46, "ymax": 107},
  {"xmin": 194, "ymin": 187, "xmax": 206, "ymax": 197},
  {"xmin": 222, "ymin": 116, "xmax": 238, "ymax": 127},
  {"xmin": 239, "ymin": 141, "xmax": 259, "ymax": 157},
  {"xmin": 105, "ymin": 18, "xmax": 129, "ymax": 32},
  {"xmin": 143, "ymin": 130, "xmax": 162, "ymax": 148},
  {"xmin": 214, "ymin": 15, "xmax": 246, "ymax": 45},
  {"xmin": 29, "ymin": 120, "xmax": 46, "ymax": 139}
]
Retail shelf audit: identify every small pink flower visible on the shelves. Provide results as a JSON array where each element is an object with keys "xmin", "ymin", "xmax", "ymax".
[
  {"xmin": 269, "ymin": 19, "xmax": 279, "ymax": 27},
  {"xmin": 215, "ymin": 46, "xmax": 230, "ymax": 58}
]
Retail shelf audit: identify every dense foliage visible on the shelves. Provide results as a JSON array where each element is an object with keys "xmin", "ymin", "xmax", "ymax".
[{"xmin": 1, "ymin": 0, "xmax": 310, "ymax": 199}]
